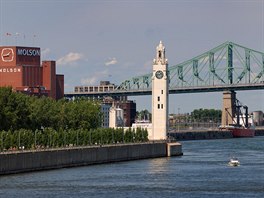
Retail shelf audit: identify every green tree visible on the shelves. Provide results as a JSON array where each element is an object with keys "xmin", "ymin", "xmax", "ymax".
[
  {"xmin": 137, "ymin": 109, "xmax": 151, "ymax": 121},
  {"xmin": 29, "ymin": 97, "xmax": 60, "ymax": 130},
  {"xmin": 190, "ymin": 108, "xmax": 221, "ymax": 122},
  {"xmin": 65, "ymin": 99, "xmax": 102, "ymax": 130},
  {"xmin": 0, "ymin": 87, "xmax": 31, "ymax": 130}
]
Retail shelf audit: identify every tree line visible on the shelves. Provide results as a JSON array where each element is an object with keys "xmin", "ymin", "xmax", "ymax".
[
  {"xmin": 0, "ymin": 87, "xmax": 149, "ymax": 151},
  {"xmin": 190, "ymin": 108, "xmax": 222, "ymax": 122},
  {"xmin": 0, "ymin": 87, "xmax": 101, "ymax": 131},
  {"xmin": 136, "ymin": 108, "xmax": 222, "ymax": 123},
  {"xmin": 0, "ymin": 127, "xmax": 148, "ymax": 151}
]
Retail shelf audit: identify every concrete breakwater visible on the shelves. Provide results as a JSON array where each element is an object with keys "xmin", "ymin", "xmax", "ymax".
[
  {"xmin": 0, "ymin": 142, "xmax": 182, "ymax": 175},
  {"xmin": 169, "ymin": 129, "xmax": 264, "ymax": 141},
  {"xmin": 255, "ymin": 129, "xmax": 264, "ymax": 136},
  {"xmin": 169, "ymin": 130, "xmax": 233, "ymax": 141}
]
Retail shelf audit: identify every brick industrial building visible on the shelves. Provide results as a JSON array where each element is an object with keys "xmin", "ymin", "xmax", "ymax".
[
  {"xmin": 75, "ymin": 81, "xmax": 136, "ymax": 127},
  {"xmin": 0, "ymin": 46, "xmax": 64, "ymax": 99}
]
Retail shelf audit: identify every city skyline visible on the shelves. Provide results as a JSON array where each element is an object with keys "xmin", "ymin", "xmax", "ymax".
[{"xmin": 0, "ymin": 0, "xmax": 264, "ymax": 113}]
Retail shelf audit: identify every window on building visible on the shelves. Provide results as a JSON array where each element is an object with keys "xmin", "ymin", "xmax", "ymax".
[
  {"xmin": 158, "ymin": 50, "xmax": 162, "ymax": 58},
  {"xmin": 161, "ymin": 104, "xmax": 163, "ymax": 109},
  {"xmin": 161, "ymin": 90, "xmax": 163, "ymax": 94},
  {"xmin": 157, "ymin": 96, "xmax": 160, "ymax": 101},
  {"xmin": 158, "ymin": 104, "xmax": 160, "ymax": 109}
]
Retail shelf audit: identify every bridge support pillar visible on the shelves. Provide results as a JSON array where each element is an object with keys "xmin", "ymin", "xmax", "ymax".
[{"xmin": 221, "ymin": 91, "xmax": 236, "ymax": 126}]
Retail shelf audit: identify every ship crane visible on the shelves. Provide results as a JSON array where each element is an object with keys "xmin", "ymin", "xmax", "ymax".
[
  {"xmin": 222, "ymin": 98, "xmax": 255, "ymax": 137},
  {"xmin": 234, "ymin": 99, "xmax": 249, "ymax": 128}
]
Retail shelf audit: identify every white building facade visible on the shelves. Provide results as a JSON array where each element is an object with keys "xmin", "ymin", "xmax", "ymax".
[{"xmin": 109, "ymin": 105, "xmax": 124, "ymax": 128}]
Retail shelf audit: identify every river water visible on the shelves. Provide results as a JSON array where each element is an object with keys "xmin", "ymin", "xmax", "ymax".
[{"xmin": 0, "ymin": 137, "xmax": 263, "ymax": 198}]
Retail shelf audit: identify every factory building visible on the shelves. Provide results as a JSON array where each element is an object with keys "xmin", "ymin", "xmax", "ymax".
[
  {"xmin": 74, "ymin": 81, "xmax": 127, "ymax": 101},
  {"xmin": 0, "ymin": 46, "xmax": 64, "ymax": 99},
  {"xmin": 75, "ymin": 81, "xmax": 115, "ymax": 93}
]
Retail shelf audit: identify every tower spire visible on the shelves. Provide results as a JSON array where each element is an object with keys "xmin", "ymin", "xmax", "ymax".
[{"xmin": 154, "ymin": 40, "xmax": 167, "ymax": 65}]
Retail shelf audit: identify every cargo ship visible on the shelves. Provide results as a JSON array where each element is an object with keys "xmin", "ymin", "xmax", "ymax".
[
  {"xmin": 219, "ymin": 125, "xmax": 255, "ymax": 137},
  {"xmin": 221, "ymin": 98, "xmax": 255, "ymax": 138},
  {"xmin": 230, "ymin": 127, "xmax": 255, "ymax": 138}
]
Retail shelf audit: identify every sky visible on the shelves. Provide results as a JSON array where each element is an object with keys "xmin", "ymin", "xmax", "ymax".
[{"xmin": 0, "ymin": 0, "xmax": 264, "ymax": 113}]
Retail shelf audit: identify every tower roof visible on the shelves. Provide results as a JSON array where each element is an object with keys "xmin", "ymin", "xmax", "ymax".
[{"xmin": 157, "ymin": 40, "xmax": 165, "ymax": 50}]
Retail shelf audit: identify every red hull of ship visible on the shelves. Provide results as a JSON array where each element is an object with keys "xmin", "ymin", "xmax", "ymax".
[{"xmin": 231, "ymin": 128, "xmax": 255, "ymax": 137}]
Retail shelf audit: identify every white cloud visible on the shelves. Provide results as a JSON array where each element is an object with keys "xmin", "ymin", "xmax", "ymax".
[
  {"xmin": 105, "ymin": 57, "xmax": 117, "ymax": 66},
  {"xmin": 81, "ymin": 77, "xmax": 97, "ymax": 85},
  {"xmin": 80, "ymin": 69, "xmax": 109, "ymax": 86},
  {"xmin": 57, "ymin": 52, "xmax": 83, "ymax": 66},
  {"xmin": 41, "ymin": 48, "xmax": 50, "ymax": 57}
]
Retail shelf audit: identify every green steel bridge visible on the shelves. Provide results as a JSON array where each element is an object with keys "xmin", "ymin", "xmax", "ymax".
[{"xmin": 65, "ymin": 41, "xmax": 264, "ymax": 98}]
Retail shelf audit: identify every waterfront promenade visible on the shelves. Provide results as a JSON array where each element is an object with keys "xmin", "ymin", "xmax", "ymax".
[
  {"xmin": 1, "ymin": 128, "xmax": 263, "ymax": 176},
  {"xmin": 0, "ymin": 141, "xmax": 182, "ymax": 175},
  {"xmin": 1, "ymin": 137, "xmax": 263, "ymax": 198}
]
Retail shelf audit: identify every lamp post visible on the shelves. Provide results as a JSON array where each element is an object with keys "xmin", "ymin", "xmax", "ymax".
[
  {"xmin": 1, "ymin": 132, "xmax": 3, "ymax": 151},
  {"xmin": 178, "ymin": 108, "xmax": 180, "ymax": 132},
  {"xmin": 34, "ymin": 130, "xmax": 36, "ymax": 149},
  {"xmin": 89, "ymin": 130, "xmax": 92, "ymax": 145},
  {"xmin": 18, "ymin": 130, "xmax": 21, "ymax": 149},
  {"xmin": 77, "ymin": 130, "xmax": 79, "ymax": 146}
]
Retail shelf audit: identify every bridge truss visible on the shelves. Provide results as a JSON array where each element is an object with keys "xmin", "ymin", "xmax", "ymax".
[
  {"xmin": 117, "ymin": 41, "xmax": 264, "ymax": 94},
  {"xmin": 66, "ymin": 41, "xmax": 264, "ymax": 98}
]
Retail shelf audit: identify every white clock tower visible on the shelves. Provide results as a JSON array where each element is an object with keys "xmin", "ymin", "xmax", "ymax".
[{"xmin": 151, "ymin": 41, "xmax": 169, "ymax": 140}]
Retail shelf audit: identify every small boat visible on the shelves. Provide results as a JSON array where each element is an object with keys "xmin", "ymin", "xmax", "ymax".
[{"xmin": 228, "ymin": 157, "xmax": 240, "ymax": 166}]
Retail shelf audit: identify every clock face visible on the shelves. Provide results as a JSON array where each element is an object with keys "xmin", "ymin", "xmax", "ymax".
[
  {"xmin": 155, "ymin": 70, "xmax": 164, "ymax": 79},
  {"xmin": 1, "ymin": 48, "xmax": 14, "ymax": 62}
]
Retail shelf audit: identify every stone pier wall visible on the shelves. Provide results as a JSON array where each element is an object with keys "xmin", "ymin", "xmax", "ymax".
[{"xmin": 0, "ymin": 142, "xmax": 182, "ymax": 175}]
